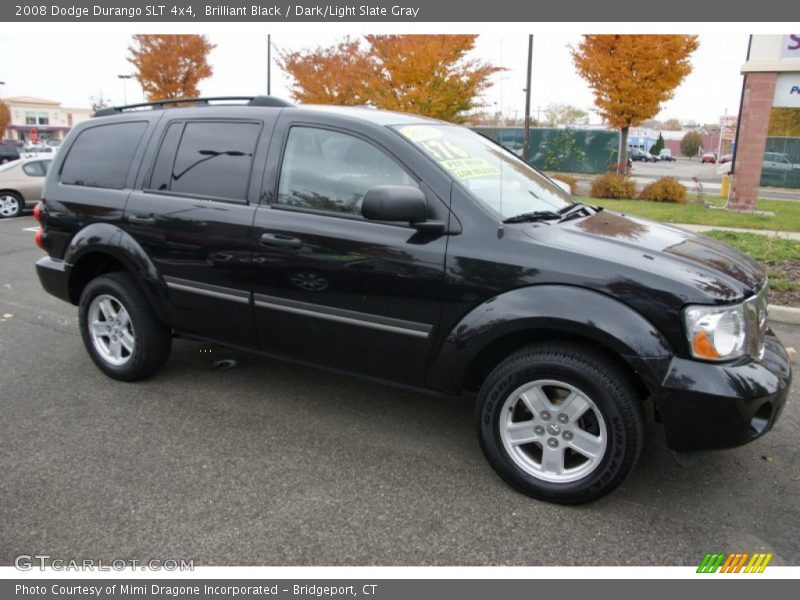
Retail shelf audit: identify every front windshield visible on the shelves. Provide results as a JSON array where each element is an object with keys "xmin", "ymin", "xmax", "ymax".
[{"xmin": 395, "ymin": 123, "xmax": 573, "ymax": 220}]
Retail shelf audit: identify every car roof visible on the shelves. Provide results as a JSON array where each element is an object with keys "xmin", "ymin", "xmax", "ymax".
[
  {"xmin": 89, "ymin": 101, "xmax": 447, "ymax": 129},
  {"xmin": 298, "ymin": 105, "xmax": 445, "ymax": 127}
]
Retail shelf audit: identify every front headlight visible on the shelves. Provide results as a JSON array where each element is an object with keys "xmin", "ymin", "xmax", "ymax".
[{"xmin": 684, "ymin": 303, "xmax": 748, "ymax": 361}]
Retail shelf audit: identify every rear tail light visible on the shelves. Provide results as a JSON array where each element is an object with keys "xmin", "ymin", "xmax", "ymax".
[{"xmin": 34, "ymin": 202, "xmax": 44, "ymax": 249}]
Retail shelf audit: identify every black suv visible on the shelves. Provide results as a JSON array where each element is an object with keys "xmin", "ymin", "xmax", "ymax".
[{"xmin": 34, "ymin": 97, "xmax": 791, "ymax": 504}]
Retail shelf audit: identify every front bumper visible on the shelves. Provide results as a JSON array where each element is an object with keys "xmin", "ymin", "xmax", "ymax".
[
  {"xmin": 35, "ymin": 256, "xmax": 72, "ymax": 304},
  {"xmin": 653, "ymin": 329, "xmax": 792, "ymax": 452}
]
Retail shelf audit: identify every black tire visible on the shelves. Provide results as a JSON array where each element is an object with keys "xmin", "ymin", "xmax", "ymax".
[
  {"xmin": 78, "ymin": 272, "xmax": 171, "ymax": 381},
  {"xmin": 0, "ymin": 191, "xmax": 23, "ymax": 219},
  {"xmin": 476, "ymin": 342, "xmax": 644, "ymax": 504}
]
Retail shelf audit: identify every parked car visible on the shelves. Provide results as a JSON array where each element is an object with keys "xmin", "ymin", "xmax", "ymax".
[
  {"xmin": 0, "ymin": 157, "xmax": 52, "ymax": 218},
  {"xmin": 0, "ymin": 144, "xmax": 21, "ymax": 165},
  {"xmin": 658, "ymin": 149, "xmax": 676, "ymax": 161},
  {"xmin": 760, "ymin": 152, "xmax": 800, "ymax": 186},
  {"xmin": 629, "ymin": 147, "xmax": 657, "ymax": 162},
  {"xmin": 34, "ymin": 96, "xmax": 791, "ymax": 504},
  {"xmin": 701, "ymin": 152, "xmax": 717, "ymax": 164},
  {"xmin": 719, "ymin": 153, "xmax": 733, "ymax": 164},
  {"xmin": 21, "ymin": 145, "xmax": 57, "ymax": 159}
]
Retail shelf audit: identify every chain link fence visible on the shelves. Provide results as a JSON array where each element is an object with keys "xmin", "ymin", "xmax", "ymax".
[
  {"xmin": 761, "ymin": 136, "xmax": 800, "ymax": 188},
  {"xmin": 471, "ymin": 127, "xmax": 620, "ymax": 174}
]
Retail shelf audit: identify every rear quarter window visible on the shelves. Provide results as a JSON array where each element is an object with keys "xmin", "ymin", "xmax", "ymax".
[{"xmin": 60, "ymin": 121, "xmax": 147, "ymax": 189}]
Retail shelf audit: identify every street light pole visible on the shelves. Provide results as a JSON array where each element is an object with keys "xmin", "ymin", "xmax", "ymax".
[
  {"xmin": 118, "ymin": 74, "xmax": 133, "ymax": 105},
  {"xmin": 267, "ymin": 35, "xmax": 271, "ymax": 95},
  {"xmin": 523, "ymin": 35, "xmax": 533, "ymax": 162}
]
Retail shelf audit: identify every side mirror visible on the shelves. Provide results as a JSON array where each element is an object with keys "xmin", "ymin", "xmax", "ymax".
[{"xmin": 362, "ymin": 186, "xmax": 428, "ymax": 224}]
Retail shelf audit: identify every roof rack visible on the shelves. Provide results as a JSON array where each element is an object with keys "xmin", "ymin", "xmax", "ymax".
[{"xmin": 93, "ymin": 95, "xmax": 293, "ymax": 117}]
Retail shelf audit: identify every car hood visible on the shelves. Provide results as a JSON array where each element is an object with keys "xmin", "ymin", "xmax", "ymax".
[{"xmin": 523, "ymin": 210, "xmax": 765, "ymax": 304}]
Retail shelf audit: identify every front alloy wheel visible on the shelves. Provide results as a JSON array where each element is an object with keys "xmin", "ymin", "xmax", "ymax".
[
  {"xmin": 499, "ymin": 379, "xmax": 607, "ymax": 483},
  {"xmin": 477, "ymin": 342, "xmax": 644, "ymax": 504}
]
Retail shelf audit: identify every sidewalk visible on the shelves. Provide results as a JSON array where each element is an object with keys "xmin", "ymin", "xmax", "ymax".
[{"xmin": 674, "ymin": 223, "xmax": 800, "ymax": 240}]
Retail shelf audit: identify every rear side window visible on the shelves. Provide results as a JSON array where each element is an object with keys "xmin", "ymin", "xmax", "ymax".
[
  {"xmin": 60, "ymin": 122, "xmax": 147, "ymax": 189},
  {"xmin": 149, "ymin": 121, "xmax": 261, "ymax": 202},
  {"xmin": 22, "ymin": 160, "xmax": 50, "ymax": 176}
]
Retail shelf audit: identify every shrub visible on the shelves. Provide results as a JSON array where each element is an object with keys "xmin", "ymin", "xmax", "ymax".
[
  {"xmin": 680, "ymin": 131, "xmax": 703, "ymax": 157},
  {"xmin": 590, "ymin": 173, "xmax": 636, "ymax": 199},
  {"xmin": 638, "ymin": 177, "xmax": 687, "ymax": 203},
  {"xmin": 548, "ymin": 173, "xmax": 578, "ymax": 194}
]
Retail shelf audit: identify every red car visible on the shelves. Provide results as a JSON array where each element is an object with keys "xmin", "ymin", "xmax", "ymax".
[{"xmin": 701, "ymin": 152, "xmax": 717, "ymax": 164}]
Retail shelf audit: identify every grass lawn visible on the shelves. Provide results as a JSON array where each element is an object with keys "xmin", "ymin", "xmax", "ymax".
[
  {"xmin": 702, "ymin": 230, "xmax": 800, "ymax": 305},
  {"xmin": 582, "ymin": 196, "xmax": 800, "ymax": 232}
]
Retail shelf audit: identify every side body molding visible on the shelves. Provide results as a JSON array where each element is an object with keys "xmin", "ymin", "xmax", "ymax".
[
  {"xmin": 427, "ymin": 285, "xmax": 675, "ymax": 393},
  {"xmin": 63, "ymin": 223, "xmax": 169, "ymax": 322}
]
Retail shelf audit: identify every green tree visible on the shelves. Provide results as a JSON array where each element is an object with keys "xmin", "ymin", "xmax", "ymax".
[
  {"xmin": 650, "ymin": 132, "xmax": 665, "ymax": 156},
  {"xmin": 680, "ymin": 130, "xmax": 703, "ymax": 157},
  {"xmin": 542, "ymin": 103, "xmax": 589, "ymax": 127}
]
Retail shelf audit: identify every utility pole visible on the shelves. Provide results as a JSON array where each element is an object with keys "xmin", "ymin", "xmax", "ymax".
[
  {"xmin": 523, "ymin": 35, "xmax": 533, "ymax": 162},
  {"xmin": 267, "ymin": 35, "xmax": 271, "ymax": 95}
]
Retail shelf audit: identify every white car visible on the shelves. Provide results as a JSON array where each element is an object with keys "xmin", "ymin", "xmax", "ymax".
[
  {"xmin": 763, "ymin": 152, "xmax": 797, "ymax": 172},
  {"xmin": 717, "ymin": 152, "xmax": 799, "ymax": 177},
  {"xmin": 20, "ymin": 145, "xmax": 57, "ymax": 159}
]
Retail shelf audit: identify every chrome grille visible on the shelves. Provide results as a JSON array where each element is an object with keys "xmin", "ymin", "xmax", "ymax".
[{"xmin": 744, "ymin": 282, "xmax": 769, "ymax": 359}]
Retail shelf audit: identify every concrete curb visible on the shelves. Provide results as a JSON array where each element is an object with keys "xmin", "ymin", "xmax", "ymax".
[{"xmin": 769, "ymin": 304, "xmax": 800, "ymax": 325}]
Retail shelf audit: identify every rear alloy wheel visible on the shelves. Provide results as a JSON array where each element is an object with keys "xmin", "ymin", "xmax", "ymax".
[
  {"xmin": 79, "ymin": 272, "xmax": 171, "ymax": 381},
  {"xmin": 477, "ymin": 342, "xmax": 644, "ymax": 504},
  {"xmin": 0, "ymin": 192, "xmax": 23, "ymax": 218}
]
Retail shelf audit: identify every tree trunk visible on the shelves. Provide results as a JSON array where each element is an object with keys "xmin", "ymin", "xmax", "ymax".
[{"xmin": 619, "ymin": 125, "xmax": 630, "ymax": 171}]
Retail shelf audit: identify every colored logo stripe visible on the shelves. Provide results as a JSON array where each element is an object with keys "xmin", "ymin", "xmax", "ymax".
[{"xmin": 697, "ymin": 552, "xmax": 773, "ymax": 573}]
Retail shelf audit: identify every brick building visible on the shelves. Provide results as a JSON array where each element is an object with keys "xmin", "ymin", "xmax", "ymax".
[{"xmin": 729, "ymin": 35, "xmax": 800, "ymax": 210}]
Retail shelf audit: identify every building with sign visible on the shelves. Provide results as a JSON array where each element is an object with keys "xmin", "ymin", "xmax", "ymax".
[
  {"xmin": 1, "ymin": 96, "xmax": 93, "ymax": 144},
  {"xmin": 730, "ymin": 34, "xmax": 800, "ymax": 209}
]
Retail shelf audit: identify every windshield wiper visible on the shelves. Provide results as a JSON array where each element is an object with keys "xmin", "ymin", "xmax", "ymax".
[
  {"xmin": 557, "ymin": 201, "xmax": 598, "ymax": 215},
  {"xmin": 556, "ymin": 201, "xmax": 603, "ymax": 223},
  {"xmin": 502, "ymin": 211, "xmax": 562, "ymax": 224}
]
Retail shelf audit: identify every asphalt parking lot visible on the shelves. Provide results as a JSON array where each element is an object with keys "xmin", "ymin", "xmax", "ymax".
[{"xmin": 1, "ymin": 214, "xmax": 798, "ymax": 566}]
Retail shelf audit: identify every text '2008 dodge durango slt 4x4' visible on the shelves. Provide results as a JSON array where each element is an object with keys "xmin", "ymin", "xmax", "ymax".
[{"xmin": 33, "ymin": 96, "xmax": 792, "ymax": 504}]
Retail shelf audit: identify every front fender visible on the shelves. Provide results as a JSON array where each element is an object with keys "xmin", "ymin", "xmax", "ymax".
[
  {"xmin": 427, "ymin": 285, "xmax": 674, "ymax": 393},
  {"xmin": 64, "ymin": 223, "xmax": 169, "ymax": 322}
]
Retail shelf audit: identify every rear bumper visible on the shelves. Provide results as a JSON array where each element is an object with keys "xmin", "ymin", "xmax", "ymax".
[
  {"xmin": 653, "ymin": 330, "xmax": 792, "ymax": 451},
  {"xmin": 35, "ymin": 256, "xmax": 72, "ymax": 304}
]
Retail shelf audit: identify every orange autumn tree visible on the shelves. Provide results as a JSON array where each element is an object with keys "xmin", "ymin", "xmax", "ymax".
[
  {"xmin": 0, "ymin": 101, "xmax": 10, "ymax": 138},
  {"xmin": 279, "ymin": 38, "xmax": 374, "ymax": 107},
  {"xmin": 571, "ymin": 35, "xmax": 699, "ymax": 165},
  {"xmin": 127, "ymin": 34, "xmax": 216, "ymax": 102},
  {"xmin": 279, "ymin": 35, "xmax": 502, "ymax": 123}
]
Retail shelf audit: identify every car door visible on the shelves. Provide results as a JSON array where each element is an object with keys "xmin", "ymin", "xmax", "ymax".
[
  {"xmin": 124, "ymin": 116, "xmax": 274, "ymax": 348},
  {"xmin": 251, "ymin": 117, "xmax": 450, "ymax": 385}
]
